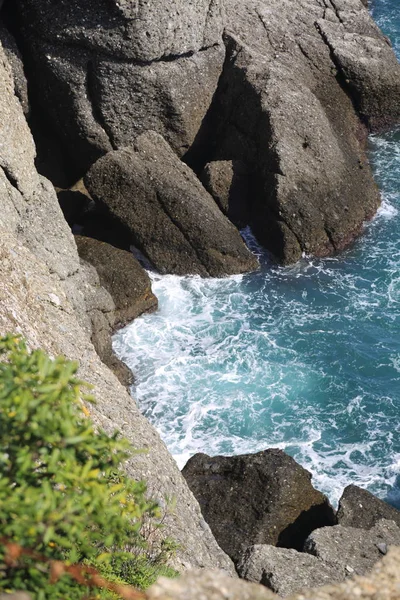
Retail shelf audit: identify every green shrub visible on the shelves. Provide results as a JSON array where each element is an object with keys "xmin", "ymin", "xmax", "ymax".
[{"xmin": 0, "ymin": 335, "xmax": 177, "ymax": 598}]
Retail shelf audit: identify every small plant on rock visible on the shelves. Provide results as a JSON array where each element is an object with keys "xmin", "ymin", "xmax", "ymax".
[{"xmin": 0, "ymin": 335, "xmax": 177, "ymax": 598}]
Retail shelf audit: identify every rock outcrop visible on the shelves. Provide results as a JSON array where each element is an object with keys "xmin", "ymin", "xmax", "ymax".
[
  {"xmin": 182, "ymin": 450, "xmax": 336, "ymax": 563},
  {"xmin": 10, "ymin": 0, "xmax": 225, "ymax": 178},
  {"xmin": 5, "ymin": 0, "xmax": 400, "ymax": 264},
  {"xmin": 75, "ymin": 235, "xmax": 158, "ymax": 329},
  {"xmin": 0, "ymin": 40, "xmax": 235, "ymax": 575},
  {"xmin": 304, "ymin": 520, "xmax": 400, "ymax": 578},
  {"xmin": 146, "ymin": 547, "xmax": 400, "ymax": 600},
  {"xmin": 237, "ymin": 545, "xmax": 340, "ymax": 596},
  {"xmin": 337, "ymin": 485, "xmax": 400, "ymax": 530},
  {"xmin": 85, "ymin": 132, "xmax": 258, "ymax": 276}
]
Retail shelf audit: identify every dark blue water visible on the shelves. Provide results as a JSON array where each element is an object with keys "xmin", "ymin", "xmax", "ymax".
[{"xmin": 115, "ymin": 0, "xmax": 400, "ymax": 507}]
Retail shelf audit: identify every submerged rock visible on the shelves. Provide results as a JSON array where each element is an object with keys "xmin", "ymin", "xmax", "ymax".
[
  {"xmin": 182, "ymin": 449, "xmax": 336, "ymax": 564},
  {"xmin": 337, "ymin": 485, "xmax": 400, "ymax": 530},
  {"xmin": 85, "ymin": 132, "xmax": 258, "ymax": 277}
]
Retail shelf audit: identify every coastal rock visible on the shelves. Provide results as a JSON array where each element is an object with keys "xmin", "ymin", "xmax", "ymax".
[
  {"xmin": 207, "ymin": 0, "xmax": 393, "ymax": 263},
  {"xmin": 10, "ymin": 0, "xmax": 225, "ymax": 175},
  {"xmin": 146, "ymin": 568, "xmax": 276, "ymax": 600},
  {"xmin": 147, "ymin": 547, "xmax": 400, "ymax": 600},
  {"xmin": 85, "ymin": 132, "xmax": 258, "ymax": 277},
  {"xmin": 304, "ymin": 520, "xmax": 400, "ymax": 578},
  {"xmin": 200, "ymin": 160, "xmax": 252, "ymax": 228},
  {"xmin": 237, "ymin": 545, "xmax": 341, "ymax": 596},
  {"xmin": 75, "ymin": 235, "xmax": 158, "ymax": 329},
  {"xmin": 337, "ymin": 485, "xmax": 400, "ymax": 530},
  {"xmin": 0, "ymin": 41, "xmax": 236, "ymax": 575},
  {"xmin": 182, "ymin": 450, "xmax": 336, "ymax": 563}
]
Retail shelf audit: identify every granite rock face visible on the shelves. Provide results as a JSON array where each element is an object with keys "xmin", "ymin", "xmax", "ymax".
[
  {"xmin": 304, "ymin": 520, "xmax": 400, "ymax": 578},
  {"xmin": 337, "ymin": 485, "xmax": 400, "ymax": 530},
  {"xmin": 182, "ymin": 450, "xmax": 336, "ymax": 563},
  {"xmin": 237, "ymin": 545, "xmax": 340, "ymax": 596},
  {"xmin": 0, "ymin": 41, "xmax": 235, "ymax": 575},
  {"xmin": 85, "ymin": 132, "xmax": 258, "ymax": 277}
]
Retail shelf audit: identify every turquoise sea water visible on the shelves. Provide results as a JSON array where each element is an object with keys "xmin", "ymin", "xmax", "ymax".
[{"xmin": 114, "ymin": 0, "xmax": 400, "ymax": 507}]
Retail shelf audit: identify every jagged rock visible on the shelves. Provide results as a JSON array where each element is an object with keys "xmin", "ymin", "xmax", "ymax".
[
  {"xmin": 0, "ymin": 41, "xmax": 236, "ymax": 575},
  {"xmin": 200, "ymin": 160, "xmax": 252, "ymax": 228},
  {"xmin": 337, "ymin": 485, "xmax": 400, "ymax": 530},
  {"xmin": 237, "ymin": 545, "xmax": 341, "ymax": 596},
  {"xmin": 304, "ymin": 520, "xmax": 400, "ymax": 578},
  {"xmin": 205, "ymin": 0, "xmax": 396, "ymax": 263},
  {"xmin": 182, "ymin": 450, "xmax": 336, "ymax": 564},
  {"xmin": 75, "ymin": 236, "xmax": 158, "ymax": 329},
  {"xmin": 10, "ymin": 0, "xmax": 225, "ymax": 175},
  {"xmin": 338, "ymin": 485, "xmax": 400, "ymax": 530},
  {"xmin": 85, "ymin": 132, "xmax": 258, "ymax": 277},
  {"xmin": 147, "ymin": 548, "xmax": 400, "ymax": 600}
]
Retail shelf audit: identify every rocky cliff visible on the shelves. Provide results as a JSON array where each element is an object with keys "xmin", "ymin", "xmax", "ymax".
[{"xmin": 0, "ymin": 0, "xmax": 400, "ymax": 596}]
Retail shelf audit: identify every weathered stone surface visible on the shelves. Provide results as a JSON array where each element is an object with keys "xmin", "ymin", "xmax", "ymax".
[
  {"xmin": 206, "ymin": 0, "xmax": 392, "ymax": 263},
  {"xmin": 200, "ymin": 160, "xmax": 252, "ymax": 228},
  {"xmin": 147, "ymin": 568, "xmax": 276, "ymax": 600},
  {"xmin": 237, "ymin": 545, "xmax": 341, "ymax": 596},
  {"xmin": 91, "ymin": 45, "xmax": 225, "ymax": 158},
  {"xmin": 14, "ymin": 0, "xmax": 224, "ymax": 62},
  {"xmin": 0, "ymin": 42, "xmax": 235, "ymax": 575},
  {"xmin": 146, "ymin": 548, "xmax": 400, "ymax": 600},
  {"xmin": 0, "ymin": 24, "xmax": 29, "ymax": 115},
  {"xmin": 10, "ymin": 0, "xmax": 225, "ymax": 174},
  {"xmin": 75, "ymin": 236, "xmax": 158, "ymax": 329},
  {"xmin": 182, "ymin": 450, "xmax": 336, "ymax": 563},
  {"xmin": 337, "ymin": 485, "xmax": 400, "ymax": 530},
  {"xmin": 85, "ymin": 132, "xmax": 258, "ymax": 277},
  {"xmin": 304, "ymin": 520, "xmax": 400, "ymax": 579}
]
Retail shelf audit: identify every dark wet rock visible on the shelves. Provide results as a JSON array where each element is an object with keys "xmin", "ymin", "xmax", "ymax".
[
  {"xmin": 237, "ymin": 545, "xmax": 341, "ymax": 596},
  {"xmin": 200, "ymin": 160, "xmax": 252, "ymax": 228},
  {"xmin": 182, "ymin": 449, "xmax": 336, "ymax": 564},
  {"xmin": 85, "ymin": 131, "xmax": 258, "ymax": 277},
  {"xmin": 75, "ymin": 235, "xmax": 158, "ymax": 329},
  {"xmin": 337, "ymin": 485, "xmax": 400, "ymax": 530},
  {"xmin": 304, "ymin": 519, "xmax": 400, "ymax": 579}
]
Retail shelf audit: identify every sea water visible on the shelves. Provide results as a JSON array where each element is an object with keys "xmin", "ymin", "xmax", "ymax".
[{"xmin": 114, "ymin": 0, "xmax": 400, "ymax": 508}]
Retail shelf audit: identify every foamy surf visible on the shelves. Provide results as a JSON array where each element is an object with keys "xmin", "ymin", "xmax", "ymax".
[{"xmin": 114, "ymin": 0, "xmax": 400, "ymax": 510}]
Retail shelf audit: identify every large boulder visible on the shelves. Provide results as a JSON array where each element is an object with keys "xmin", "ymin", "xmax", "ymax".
[
  {"xmin": 85, "ymin": 132, "xmax": 258, "ymax": 277},
  {"xmin": 75, "ymin": 236, "xmax": 158, "ymax": 329},
  {"xmin": 337, "ymin": 485, "xmax": 400, "ymax": 530},
  {"xmin": 204, "ymin": 0, "xmax": 398, "ymax": 263},
  {"xmin": 182, "ymin": 450, "xmax": 336, "ymax": 564},
  {"xmin": 10, "ymin": 0, "xmax": 225, "ymax": 177},
  {"xmin": 0, "ymin": 41, "xmax": 235, "ymax": 575},
  {"xmin": 237, "ymin": 545, "xmax": 340, "ymax": 596},
  {"xmin": 304, "ymin": 520, "xmax": 400, "ymax": 578}
]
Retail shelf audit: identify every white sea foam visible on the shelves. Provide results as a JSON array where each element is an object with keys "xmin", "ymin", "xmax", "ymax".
[{"xmin": 114, "ymin": 15, "xmax": 400, "ymax": 507}]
